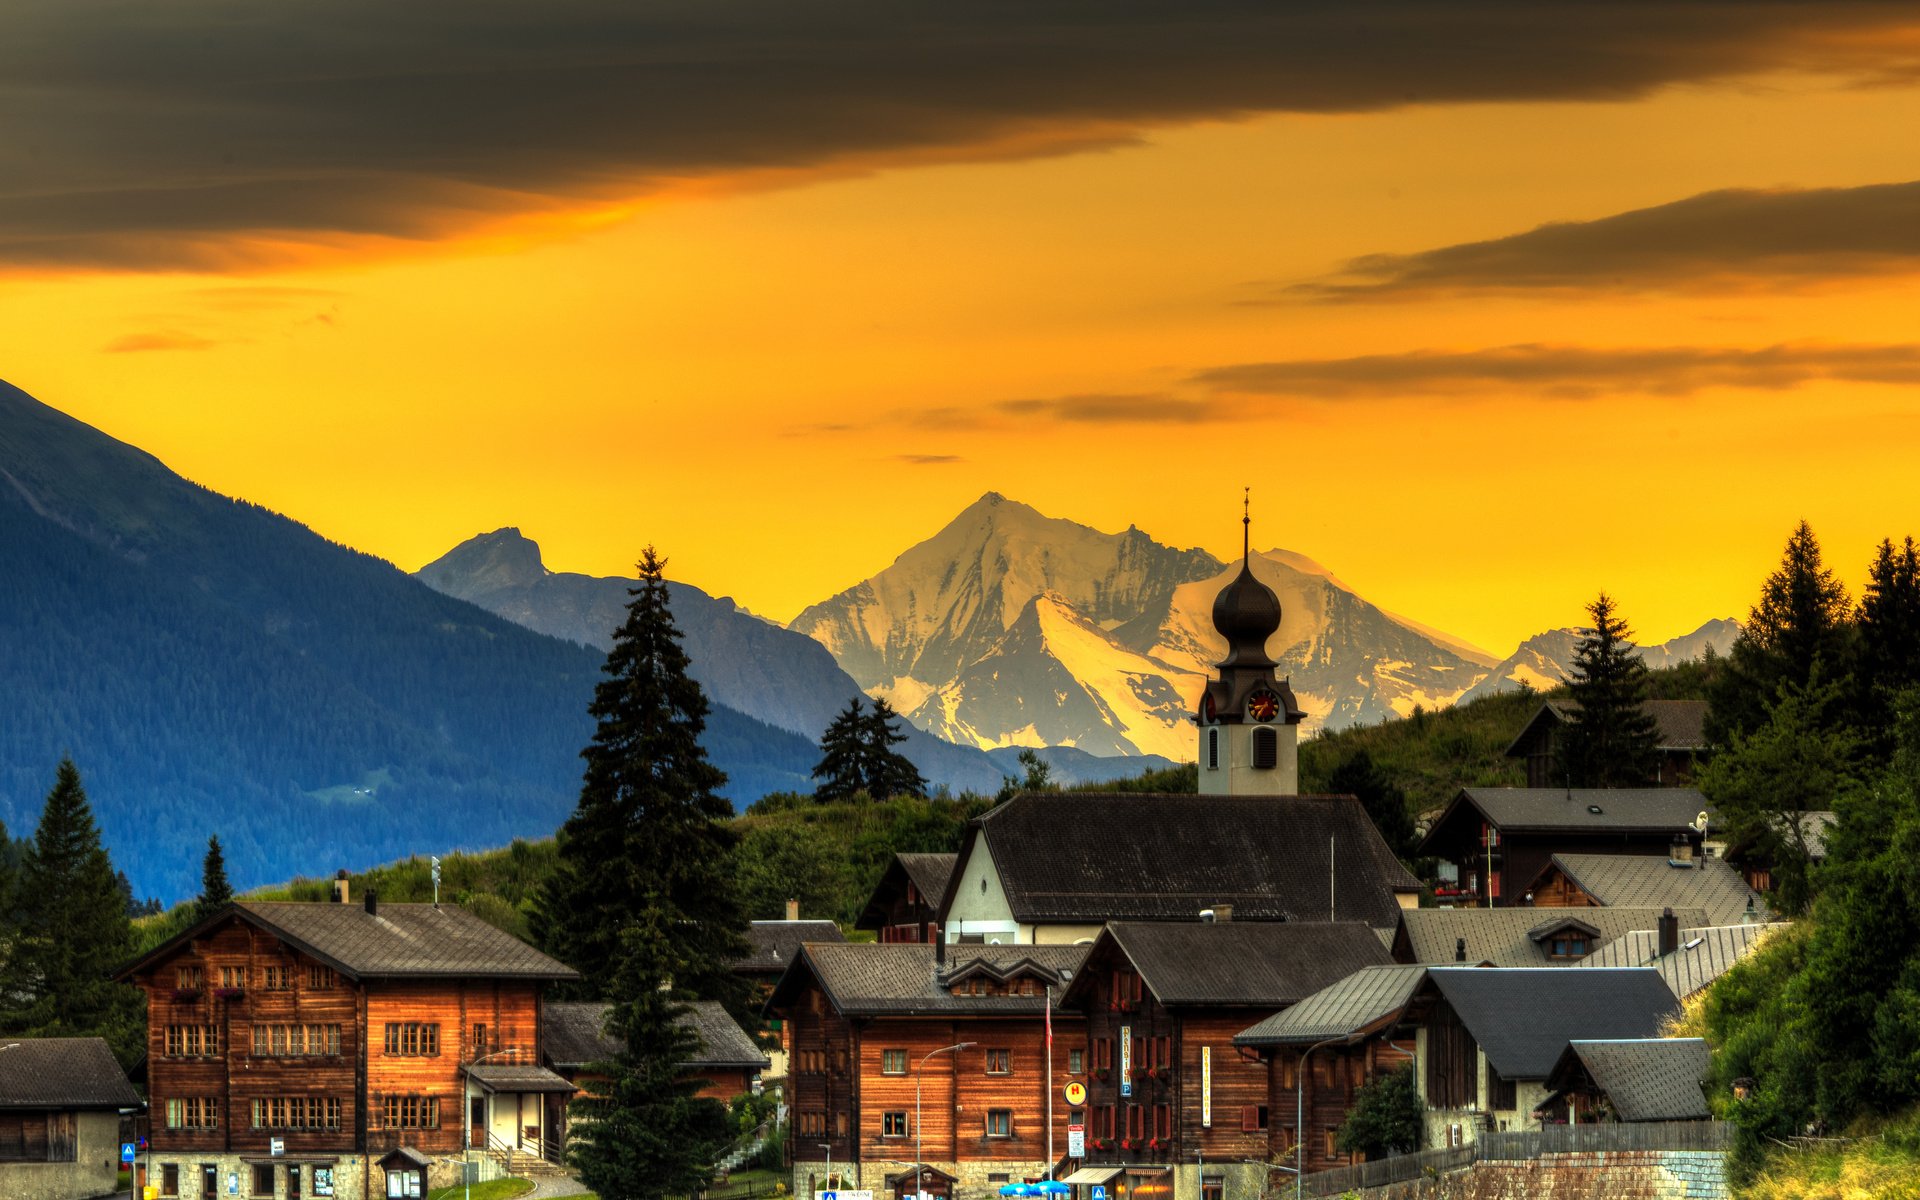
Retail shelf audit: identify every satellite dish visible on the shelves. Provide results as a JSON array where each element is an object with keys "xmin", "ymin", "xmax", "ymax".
[{"xmin": 1694, "ymin": 812, "xmax": 1710, "ymax": 833}]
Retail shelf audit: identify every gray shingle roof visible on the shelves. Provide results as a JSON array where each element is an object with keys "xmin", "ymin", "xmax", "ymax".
[
  {"xmin": 1541, "ymin": 854, "xmax": 1765, "ymax": 927},
  {"xmin": 1396, "ymin": 906, "xmax": 1709, "ymax": 967},
  {"xmin": 963, "ymin": 792, "xmax": 1421, "ymax": 930},
  {"xmin": 469, "ymin": 1063, "xmax": 578, "ymax": 1094},
  {"xmin": 543, "ymin": 1000, "xmax": 768, "ymax": 1071},
  {"xmin": 1426, "ymin": 967, "xmax": 1681, "ymax": 1080},
  {"xmin": 770, "ymin": 943, "xmax": 1088, "ymax": 1017},
  {"xmin": 898, "ymin": 853, "xmax": 958, "ymax": 909},
  {"xmin": 1428, "ymin": 789, "xmax": 1708, "ymax": 844},
  {"xmin": 1506, "ymin": 700, "xmax": 1710, "ymax": 756},
  {"xmin": 0, "ymin": 1037, "xmax": 140, "ymax": 1111},
  {"xmin": 736, "ymin": 920, "xmax": 845, "ymax": 977},
  {"xmin": 1234, "ymin": 965, "xmax": 1428, "ymax": 1047},
  {"xmin": 1547, "ymin": 1039, "xmax": 1711, "ymax": 1121},
  {"xmin": 1575, "ymin": 922, "xmax": 1785, "ymax": 999},
  {"xmin": 1091, "ymin": 922, "xmax": 1395, "ymax": 1008}
]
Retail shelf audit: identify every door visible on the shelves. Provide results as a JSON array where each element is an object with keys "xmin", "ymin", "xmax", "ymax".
[{"xmin": 471, "ymin": 1097, "xmax": 488, "ymax": 1148}]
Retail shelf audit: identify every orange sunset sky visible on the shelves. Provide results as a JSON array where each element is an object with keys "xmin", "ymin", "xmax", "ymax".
[{"xmin": 6, "ymin": 2, "xmax": 1920, "ymax": 655}]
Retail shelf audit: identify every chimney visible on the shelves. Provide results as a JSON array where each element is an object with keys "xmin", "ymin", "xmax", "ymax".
[
  {"xmin": 332, "ymin": 870, "xmax": 349, "ymax": 905},
  {"xmin": 1669, "ymin": 835, "xmax": 1695, "ymax": 866},
  {"xmin": 786, "ymin": 898, "xmax": 800, "ymax": 922},
  {"xmin": 1455, "ymin": 937, "xmax": 1467, "ymax": 963},
  {"xmin": 1213, "ymin": 904, "xmax": 1234, "ymax": 924},
  {"xmin": 365, "ymin": 889, "xmax": 379, "ymax": 918},
  {"xmin": 1658, "ymin": 907, "xmax": 1679, "ymax": 957}
]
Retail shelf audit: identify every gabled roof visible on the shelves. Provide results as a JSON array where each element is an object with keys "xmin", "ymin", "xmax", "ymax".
[
  {"xmin": 1575, "ymin": 922, "xmax": 1785, "ymax": 999},
  {"xmin": 735, "ymin": 920, "xmax": 845, "ymax": 976},
  {"xmin": 1527, "ymin": 915, "xmax": 1603, "ymax": 942},
  {"xmin": 1234, "ymin": 965, "xmax": 1428, "ymax": 1047},
  {"xmin": 1421, "ymin": 788, "xmax": 1707, "ymax": 851},
  {"xmin": 543, "ymin": 1000, "xmax": 768, "ymax": 1072},
  {"xmin": 856, "ymin": 853, "xmax": 958, "ymax": 931},
  {"xmin": 947, "ymin": 792, "xmax": 1421, "ymax": 932},
  {"xmin": 1505, "ymin": 699, "xmax": 1711, "ymax": 757},
  {"xmin": 767, "ymin": 943, "xmax": 1087, "ymax": 1018},
  {"xmin": 1424, "ymin": 967, "xmax": 1680, "ymax": 1080},
  {"xmin": 469, "ymin": 1063, "xmax": 577, "ymax": 1094},
  {"xmin": 115, "ymin": 901, "xmax": 578, "ymax": 982},
  {"xmin": 1546, "ymin": 1039, "xmax": 1711, "ymax": 1121},
  {"xmin": 1065, "ymin": 921, "xmax": 1395, "ymax": 1009},
  {"xmin": 1535, "ymin": 853, "xmax": 1766, "ymax": 927},
  {"xmin": 0, "ymin": 1037, "xmax": 140, "ymax": 1111},
  {"xmin": 1395, "ymin": 906, "xmax": 1709, "ymax": 968}
]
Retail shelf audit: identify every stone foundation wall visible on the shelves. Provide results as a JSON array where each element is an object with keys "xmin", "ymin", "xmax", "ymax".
[
  {"xmin": 791, "ymin": 1157, "xmax": 1058, "ymax": 1200},
  {"xmin": 143, "ymin": 1151, "xmax": 469, "ymax": 1199},
  {"xmin": 1350, "ymin": 1149, "xmax": 1727, "ymax": 1200}
]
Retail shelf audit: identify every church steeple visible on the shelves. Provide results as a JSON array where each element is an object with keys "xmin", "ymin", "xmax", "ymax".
[
  {"xmin": 1212, "ymin": 491, "xmax": 1281, "ymax": 671},
  {"xmin": 1197, "ymin": 492, "xmax": 1303, "ymax": 795}
]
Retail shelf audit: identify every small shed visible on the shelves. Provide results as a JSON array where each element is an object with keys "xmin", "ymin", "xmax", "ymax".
[
  {"xmin": 376, "ymin": 1146, "xmax": 432, "ymax": 1198},
  {"xmin": 1541, "ymin": 1038, "xmax": 1712, "ymax": 1123}
]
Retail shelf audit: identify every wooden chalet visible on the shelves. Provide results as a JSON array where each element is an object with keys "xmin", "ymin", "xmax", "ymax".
[
  {"xmin": 765, "ymin": 942, "xmax": 1088, "ymax": 1200},
  {"xmin": 1524, "ymin": 853, "xmax": 1765, "ymax": 927},
  {"xmin": 1391, "ymin": 905, "xmax": 1709, "ymax": 967},
  {"xmin": 1408, "ymin": 968, "xmax": 1679, "ymax": 1147},
  {"xmin": 859, "ymin": 854, "xmax": 957, "ymax": 944},
  {"xmin": 544, "ymin": 1000, "xmax": 768, "ymax": 1103},
  {"xmin": 1233, "ymin": 965, "xmax": 1427, "ymax": 1176},
  {"xmin": 116, "ymin": 886, "xmax": 578, "ymax": 1197},
  {"xmin": 1057, "ymin": 921, "xmax": 1394, "ymax": 1200},
  {"xmin": 1506, "ymin": 700, "xmax": 1713, "ymax": 788},
  {"xmin": 937, "ymin": 792, "xmax": 1421, "ymax": 949},
  {"xmin": 1418, "ymin": 788, "xmax": 1707, "ymax": 907},
  {"xmin": 1539, "ymin": 1039, "xmax": 1711, "ymax": 1124},
  {"xmin": 736, "ymin": 912, "xmax": 846, "ymax": 1080},
  {"xmin": 0, "ymin": 1037, "xmax": 140, "ymax": 1200}
]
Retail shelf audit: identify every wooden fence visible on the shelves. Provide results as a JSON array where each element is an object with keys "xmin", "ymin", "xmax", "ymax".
[
  {"xmin": 1298, "ymin": 1121, "xmax": 1731, "ymax": 1197},
  {"xmin": 1298, "ymin": 1146, "xmax": 1474, "ymax": 1198}
]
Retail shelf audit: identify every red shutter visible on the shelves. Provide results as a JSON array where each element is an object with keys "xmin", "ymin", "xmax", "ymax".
[{"xmin": 1240, "ymin": 1105, "xmax": 1258, "ymax": 1133}]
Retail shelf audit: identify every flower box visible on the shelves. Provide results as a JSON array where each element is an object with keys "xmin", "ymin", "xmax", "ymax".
[{"xmin": 213, "ymin": 987, "xmax": 245, "ymax": 1000}]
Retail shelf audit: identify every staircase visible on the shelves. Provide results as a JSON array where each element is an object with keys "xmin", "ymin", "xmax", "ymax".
[{"xmin": 484, "ymin": 1131, "xmax": 573, "ymax": 1179}]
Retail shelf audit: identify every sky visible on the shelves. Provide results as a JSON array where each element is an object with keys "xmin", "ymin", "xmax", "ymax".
[{"xmin": 5, "ymin": 1, "xmax": 1920, "ymax": 655}]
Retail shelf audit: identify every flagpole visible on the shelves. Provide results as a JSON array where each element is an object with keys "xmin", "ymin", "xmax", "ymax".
[{"xmin": 1046, "ymin": 984, "xmax": 1055, "ymax": 1183}]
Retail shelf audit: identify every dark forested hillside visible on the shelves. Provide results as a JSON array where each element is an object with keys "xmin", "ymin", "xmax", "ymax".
[{"xmin": 0, "ymin": 381, "xmax": 818, "ymax": 901}]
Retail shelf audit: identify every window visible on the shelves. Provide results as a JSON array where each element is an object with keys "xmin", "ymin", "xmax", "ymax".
[
  {"xmin": 1153, "ymin": 1105, "xmax": 1170, "ymax": 1140},
  {"xmin": 835, "ymin": 1113, "xmax": 848, "ymax": 1137},
  {"xmin": 164, "ymin": 1098, "xmax": 217, "ymax": 1130},
  {"xmin": 1207, "ymin": 728, "xmax": 1219, "ymax": 770},
  {"xmin": 220, "ymin": 966, "xmax": 247, "ymax": 990},
  {"xmin": 986, "ymin": 1110, "xmax": 1012, "ymax": 1138},
  {"xmin": 161, "ymin": 1164, "xmax": 180, "ymax": 1196},
  {"xmin": 987, "ymin": 1175, "xmax": 1009, "ymax": 1186},
  {"xmin": 381, "ymin": 1096, "xmax": 439, "ymax": 1130},
  {"xmin": 1110, "ymin": 970, "xmax": 1144, "ymax": 1008},
  {"xmin": 882, "ymin": 1049, "xmax": 908, "ymax": 1075},
  {"xmin": 1125, "ymin": 1106, "xmax": 1143, "ymax": 1140},
  {"xmin": 1278, "ymin": 1053, "xmax": 1297, "ymax": 1090},
  {"xmin": 1313, "ymin": 1057, "xmax": 1335, "ymax": 1088},
  {"xmin": 251, "ymin": 1098, "xmax": 340, "ymax": 1130},
  {"xmin": 883, "ymin": 1112, "xmax": 908, "ymax": 1137},
  {"xmin": 286, "ymin": 1166, "xmax": 301, "ymax": 1197},
  {"xmin": 1096, "ymin": 1039, "xmax": 1114, "ymax": 1071},
  {"xmin": 175, "ymin": 966, "xmax": 204, "ymax": 991},
  {"xmin": 473, "ymin": 1023, "xmax": 491, "ymax": 1054},
  {"xmin": 384, "ymin": 1023, "xmax": 439, "ymax": 1056},
  {"xmin": 262, "ymin": 966, "xmax": 294, "ymax": 991},
  {"xmin": 834, "ymin": 1047, "xmax": 849, "ymax": 1074},
  {"xmin": 308, "ymin": 966, "xmax": 337, "ymax": 989},
  {"xmin": 1548, "ymin": 936, "xmax": 1590, "ymax": 960},
  {"xmin": 251, "ymin": 1163, "xmax": 274, "ymax": 1197},
  {"xmin": 1201, "ymin": 1179, "xmax": 1224, "ymax": 1200},
  {"xmin": 985, "ymin": 1048, "xmax": 1011, "ymax": 1075},
  {"xmin": 1151, "ymin": 1036, "xmax": 1171, "ymax": 1070},
  {"xmin": 1068, "ymin": 1048, "xmax": 1084, "ymax": 1075},
  {"xmin": 1095, "ymin": 1106, "xmax": 1114, "ymax": 1140},
  {"xmin": 1322, "ymin": 1128, "xmax": 1339, "ymax": 1159},
  {"xmin": 1252, "ymin": 726, "xmax": 1278, "ymax": 769},
  {"xmin": 201, "ymin": 1165, "xmax": 218, "ymax": 1196},
  {"xmin": 166, "ymin": 1025, "xmax": 219, "ymax": 1057},
  {"xmin": 1239, "ymin": 1105, "xmax": 1267, "ymax": 1133}
]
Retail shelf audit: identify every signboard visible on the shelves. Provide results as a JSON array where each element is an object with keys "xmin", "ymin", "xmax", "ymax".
[
  {"xmin": 1067, "ymin": 1122, "xmax": 1085, "ymax": 1159},
  {"xmin": 314, "ymin": 1167, "xmax": 335, "ymax": 1197},
  {"xmin": 270, "ymin": 1137, "xmax": 285, "ymax": 1157},
  {"xmin": 122, "ymin": 1142, "xmax": 136, "ymax": 1164},
  {"xmin": 1091, "ymin": 1187, "xmax": 1108, "ymax": 1200},
  {"xmin": 1119, "ymin": 1025, "xmax": 1132, "ymax": 1097},
  {"xmin": 228, "ymin": 1173, "xmax": 240, "ymax": 1196},
  {"xmin": 1064, "ymin": 1081, "xmax": 1087, "ymax": 1106},
  {"xmin": 1201, "ymin": 1046, "xmax": 1212, "ymax": 1129}
]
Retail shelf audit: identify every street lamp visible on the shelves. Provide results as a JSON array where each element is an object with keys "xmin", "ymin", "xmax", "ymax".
[
  {"xmin": 819, "ymin": 1142, "xmax": 834, "ymax": 1195},
  {"xmin": 1294, "ymin": 1037, "xmax": 1346, "ymax": 1200},
  {"xmin": 916, "ymin": 1042, "xmax": 976, "ymax": 1200},
  {"xmin": 464, "ymin": 1047, "xmax": 522, "ymax": 1200}
]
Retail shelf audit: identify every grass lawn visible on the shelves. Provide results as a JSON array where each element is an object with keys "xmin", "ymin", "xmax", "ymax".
[
  {"xmin": 424, "ymin": 1179, "xmax": 534, "ymax": 1200},
  {"xmin": 708, "ymin": 1168, "xmax": 782, "ymax": 1198}
]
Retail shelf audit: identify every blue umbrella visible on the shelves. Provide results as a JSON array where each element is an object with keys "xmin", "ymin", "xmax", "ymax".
[
  {"xmin": 1034, "ymin": 1183, "xmax": 1072, "ymax": 1195},
  {"xmin": 998, "ymin": 1186, "xmax": 1033, "ymax": 1197}
]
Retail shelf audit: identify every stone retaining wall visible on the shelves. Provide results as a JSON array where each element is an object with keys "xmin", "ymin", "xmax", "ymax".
[{"xmin": 1350, "ymin": 1149, "xmax": 1727, "ymax": 1200}]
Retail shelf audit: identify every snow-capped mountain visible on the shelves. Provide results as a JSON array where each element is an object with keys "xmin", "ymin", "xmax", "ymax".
[
  {"xmin": 1456, "ymin": 618, "xmax": 1741, "ymax": 704},
  {"xmin": 790, "ymin": 494, "xmax": 1507, "ymax": 755}
]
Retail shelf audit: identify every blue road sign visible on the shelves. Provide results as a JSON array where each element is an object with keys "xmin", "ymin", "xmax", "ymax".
[
  {"xmin": 1091, "ymin": 1187, "xmax": 1107, "ymax": 1200},
  {"xmin": 121, "ymin": 1142, "xmax": 136, "ymax": 1164}
]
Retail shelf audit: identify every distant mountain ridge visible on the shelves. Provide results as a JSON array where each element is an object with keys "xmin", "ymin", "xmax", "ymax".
[{"xmin": 1457, "ymin": 618, "xmax": 1741, "ymax": 704}]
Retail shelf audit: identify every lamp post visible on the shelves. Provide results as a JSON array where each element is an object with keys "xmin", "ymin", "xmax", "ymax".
[
  {"xmin": 916, "ymin": 1042, "xmax": 976, "ymax": 1200},
  {"xmin": 464, "ymin": 1047, "xmax": 521, "ymax": 1200},
  {"xmin": 1294, "ymin": 1037, "xmax": 1345, "ymax": 1200},
  {"xmin": 819, "ymin": 1142, "xmax": 834, "ymax": 1195}
]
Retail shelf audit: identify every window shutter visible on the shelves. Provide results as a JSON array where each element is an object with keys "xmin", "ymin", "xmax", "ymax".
[
  {"xmin": 1253, "ymin": 727, "xmax": 1278, "ymax": 769},
  {"xmin": 1240, "ymin": 1105, "xmax": 1258, "ymax": 1133}
]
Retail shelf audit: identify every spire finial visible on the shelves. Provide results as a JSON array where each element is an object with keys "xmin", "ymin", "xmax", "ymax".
[{"xmin": 1242, "ymin": 487, "xmax": 1250, "ymax": 563}]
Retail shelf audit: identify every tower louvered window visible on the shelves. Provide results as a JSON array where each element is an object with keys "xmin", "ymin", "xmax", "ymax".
[{"xmin": 1252, "ymin": 727, "xmax": 1278, "ymax": 769}]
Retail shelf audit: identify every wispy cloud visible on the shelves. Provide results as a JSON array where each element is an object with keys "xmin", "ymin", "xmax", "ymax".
[
  {"xmin": 1192, "ymin": 342, "xmax": 1920, "ymax": 400},
  {"xmin": 102, "ymin": 331, "xmax": 221, "ymax": 353},
  {"xmin": 1279, "ymin": 180, "xmax": 1920, "ymax": 301},
  {"xmin": 7, "ymin": 2, "xmax": 1920, "ymax": 270},
  {"xmin": 915, "ymin": 393, "xmax": 1210, "ymax": 428},
  {"xmin": 895, "ymin": 453, "xmax": 965, "ymax": 465}
]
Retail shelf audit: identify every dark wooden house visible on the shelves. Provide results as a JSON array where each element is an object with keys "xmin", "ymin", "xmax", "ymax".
[
  {"xmin": 1506, "ymin": 700, "xmax": 1713, "ymax": 788},
  {"xmin": 1418, "ymin": 788, "xmax": 1707, "ymax": 907},
  {"xmin": 858, "ymin": 854, "xmax": 957, "ymax": 945},
  {"xmin": 1056, "ymin": 921, "xmax": 1395, "ymax": 1200},
  {"xmin": 116, "ymin": 890, "xmax": 578, "ymax": 1197},
  {"xmin": 765, "ymin": 942, "xmax": 1087, "ymax": 1200},
  {"xmin": 736, "ymin": 915, "xmax": 845, "ymax": 1080},
  {"xmin": 1539, "ymin": 1039, "xmax": 1711, "ymax": 1124},
  {"xmin": 1524, "ymin": 853, "xmax": 1764, "ymax": 927},
  {"xmin": 0, "ymin": 1037, "xmax": 141, "ymax": 1200}
]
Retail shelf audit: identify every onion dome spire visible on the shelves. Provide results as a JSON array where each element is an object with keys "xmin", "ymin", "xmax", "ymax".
[{"xmin": 1212, "ymin": 488, "xmax": 1281, "ymax": 669}]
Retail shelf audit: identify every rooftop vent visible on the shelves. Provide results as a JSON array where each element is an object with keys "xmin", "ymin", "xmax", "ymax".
[
  {"xmin": 332, "ymin": 870, "xmax": 349, "ymax": 905},
  {"xmin": 1587, "ymin": 805, "xmax": 1604, "ymax": 815},
  {"xmin": 365, "ymin": 889, "xmax": 378, "ymax": 917}
]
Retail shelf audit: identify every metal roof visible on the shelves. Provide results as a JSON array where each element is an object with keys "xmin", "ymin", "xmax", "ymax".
[
  {"xmin": 1396, "ymin": 906, "xmax": 1709, "ymax": 967},
  {"xmin": 0, "ymin": 1037, "xmax": 140, "ymax": 1111},
  {"xmin": 544, "ymin": 1000, "xmax": 768, "ymax": 1071},
  {"xmin": 1425, "ymin": 967, "xmax": 1681, "ymax": 1080},
  {"xmin": 1425, "ymin": 789, "xmax": 1708, "ymax": 847},
  {"xmin": 1234, "ymin": 965, "xmax": 1428, "ymax": 1047},
  {"xmin": 1539, "ymin": 853, "xmax": 1766, "ymax": 927},
  {"xmin": 1082, "ymin": 921, "xmax": 1394, "ymax": 1008},
  {"xmin": 1505, "ymin": 700, "xmax": 1711, "ymax": 757},
  {"xmin": 468, "ymin": 1063, "xmax": 578, "ymax": 1094},
  {"xmin": 1575, "ymin": 922, "xmax": 1785, "ymax": 999},
  {"xmin": 1547, "ymin": 1039, "xmax": 1711, "ymax": 1121}
]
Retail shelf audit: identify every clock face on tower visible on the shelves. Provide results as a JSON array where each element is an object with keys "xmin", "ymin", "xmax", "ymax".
[
  {"xmin": 1200, "ymin": 692, "xmax": 1217, "ymax": 723},
  {"xmin": 1247, "ymin": 690, "xmax": 1280, "ymax": 722}
]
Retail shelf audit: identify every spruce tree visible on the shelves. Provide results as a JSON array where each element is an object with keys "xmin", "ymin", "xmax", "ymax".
[
  {"xmin": 811, "ymin": 698, "xmax": 868, "ymax": 802},
  {"xmin": 1326, "ymin": 750, "xmax": 1417, "ymax": 859},
  {"xmin": 1560, "ymin": 593, "xmax": 1661, "ymax": 787},
  {"xmin": 0, "ymin": 760, "xmax": 143, "ymax": 1063},
  {"xmin": 1709, "ymin": 521, "xmax": 1855, "ymax": 741},
  {"xmin": 1859, "ymin": 537, "xmax": 1920, "ymax": 735},
  {"xmin": 860, "ymin": 698, "xmax": 927, "ymax": 799},
  {"xmin": 198, "ymin": 835, "xmax": 234, "ymax": 920},
  {"xmin": 532, "ymin": 546, "xmax": 752, "ymax": 1010}
]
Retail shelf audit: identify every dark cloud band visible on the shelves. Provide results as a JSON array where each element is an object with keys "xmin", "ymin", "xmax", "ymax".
[{"xmin": 5, "ymin": 1, "xmax": 1919, "ymax": 270}]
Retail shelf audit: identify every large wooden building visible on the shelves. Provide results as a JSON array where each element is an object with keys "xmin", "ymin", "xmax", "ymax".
[
  {"xmin": 766, "ymin": 942, "xmax": 1088, "ymax": 1200},
  {"xmin": 117, "ymin": 890, "xmax": 578, "ymax": 1198},
  {"xmin": 1057, "ymin": 921, "xmax": 1395, "ymax": 1200}
]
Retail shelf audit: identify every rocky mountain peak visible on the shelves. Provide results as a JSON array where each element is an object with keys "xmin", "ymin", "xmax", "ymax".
[{"xmin": 416, "ymin": 527, "xmax": 548, "ymax": 597}]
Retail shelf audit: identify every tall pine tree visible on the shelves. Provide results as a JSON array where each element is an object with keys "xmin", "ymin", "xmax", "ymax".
[
  {"xmin": 1709, "ymin": 521, "xmax": 1855, "ymax": 742},
  {"xmin": 860, "ymin": 698, "xmax": 927, "ymax": 800},
  {"xmin": 198, "ymin": 835, "xmax": 234, "ymax": 920},
  {"xmin": 532, "ymin": 545, "xmax": 751, "ymax": 1007},
  {"xmin": 1325, "ymin": 750, "xmax": 1417, "ymax": 860},
  {"xmin": 0, "ymin": 760, "xmax": 143, "ymax": 1063},
  {"xmin": 810, "ymin": 698, "xmax": 867, "ymax": 802},
  {"xmin": 1859, "ymin": 537, "xmax": 1920, "ymax": 739},
  {"xmin": 1560, "ymin": 593, "xmax": 1661, "ymax": 788}
]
